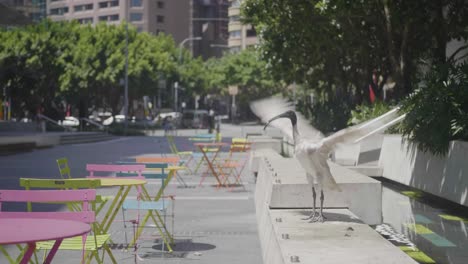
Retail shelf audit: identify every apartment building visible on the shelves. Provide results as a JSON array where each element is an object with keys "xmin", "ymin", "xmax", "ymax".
[
  {"xmin": 227, "ymin": 0, "xmax": 257, "ymax": 52},
  {"xmin": 0, "ymin": 0, "xmax": 46, "ymax": 22},
  {"xmin": 191, "ymin": 0, "xmax": 229, "ymax": 59},
  {"xmin": 46, "ymin": 0, "xmax": 190, "ymax": 45}
]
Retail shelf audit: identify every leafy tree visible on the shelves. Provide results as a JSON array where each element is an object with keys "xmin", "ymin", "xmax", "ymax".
[
  {"xmin": 399, "ymin": 62, "xmax": 468, "ymax": 155},
  {"xmin": 204, "ymin": 49, "xmax": 282, "ymax": 118},
  {"xmin": 242, "ymin": 0, "xmax": 468, "ymax": 131}
]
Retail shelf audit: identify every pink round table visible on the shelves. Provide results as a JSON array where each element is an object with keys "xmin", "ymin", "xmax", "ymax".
[{"xmin": 0, "ymin": 218, "xmax": 91, "ymax": 264}]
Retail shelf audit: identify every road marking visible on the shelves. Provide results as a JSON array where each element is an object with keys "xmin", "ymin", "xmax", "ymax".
[
  {"xmin": 439, "ymin": 214, "xmax": 468, "ymax": 222},
  {"xmin": 414, "ymin": 214, "xmax": 432, "ymax": 224},
  {"xmin": 401, "ymin": 191, "xmax": 423, "ymax": 198},
  {"xmin": 406, "ymin": 224, "xmax": 433, "ymax": 234},
  {"xmin": 399, "ymin": 246, "xmax": 436, "ymax": 264},
  {"xmin": 405, "ymin": 224, "xmax": 456, "ymax": 247}
]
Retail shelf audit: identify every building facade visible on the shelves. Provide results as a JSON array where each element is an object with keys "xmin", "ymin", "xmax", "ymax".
[
  {"xmin": 46, "ymin": 0, "xmax": 190, "ymax": 45},
  {"xmin": 0, "ymin": 0, "xmax": 46, "ymax": 22},
  {"xmin": 191, "ymin": 0, "xmax": 229, "ymax": 59},
  {"xmin": 227, "ymin": 0, "xmax": 257, "ymax": 52}
]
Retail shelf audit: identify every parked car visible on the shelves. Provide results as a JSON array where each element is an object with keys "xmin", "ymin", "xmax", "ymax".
[{"xmin": 181, "ymin": 110, "xmax": 209, "ymax": 128}]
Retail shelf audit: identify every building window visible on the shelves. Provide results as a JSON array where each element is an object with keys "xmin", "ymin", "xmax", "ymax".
[
  {"xmin": 156, "ymin": 15, "xmax": 164, "ymax": 23},
  {"xmin": 130, "ymin": 13, "xmax": 143, "ymax": 21},
  {"xmin": 99, "ymin": 15, "xmax": 108, "ymax": 21},
  {"xmin": 110, "ymin": 0, "xmax": 119, "ymax": 7},
  {"xmin": 230, "ymin": 46, "xmax": 241, "ymax": 53},
  {"xmin": 130, "ymin": 0, "xmax": 142, "ymax": 7},
  {"xmin": 246, "ymin": 25, "xmax": 256, "ymax": 37},
  {"xmin": 99, "ymin": 2, "xmax": 108, "ymax": 8},
  {"xmin": 231, "ymin": 0, "xmax": 240, "ymax": 8},
  {"xmin": 74, "ymin": 4, "xmax": 93, "ymax": 12},
  {"xmin": 109, "ymin": 14, "xmax": 119, "ymax": 21},
  {"xmin": 229, "ymin": 15, "xmax": 239, "ymax": 23},
  {"xmin": 229, "ymin": 30, "xmax": 241, "ymax": 38},
  {"xmin": 77, "ymin": 17, "xmax": 93, "ymax": 24},
  {"xmin": 157, "ymin": 1, "xmax": 164, "ymax": 8},
  {"xmin": 50, "ymin": 7, "xmax": 68, "ymax": 15}
]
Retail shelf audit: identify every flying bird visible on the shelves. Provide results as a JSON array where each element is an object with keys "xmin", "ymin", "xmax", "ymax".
[{"xmin": 250, "ymin": 96, "xmax": 404, "ymax": 222}]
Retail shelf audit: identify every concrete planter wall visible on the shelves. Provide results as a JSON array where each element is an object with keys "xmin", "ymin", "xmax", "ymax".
[{"xmin": 379, "ymin": 135, "xmax": 468, "ymax": 207}]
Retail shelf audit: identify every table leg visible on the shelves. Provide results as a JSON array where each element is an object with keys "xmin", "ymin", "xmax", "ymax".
[
  {"xmin": 198, "ymin": 146, "xmax": 223, "ymax": 186},
  {"xmin": 44, "ymin": 238, "xmax": 63, "ymax": 264},
  {"xmin": 130, "ymin": 183, "xmax": 174, "ymax": 250},
  {"xmin": 98, "ymin": 186, "xmax": 124, "ymax": 234},
  {"xmin": 20, "ymin": 242, "xmax": 36, "ymax": 264},
  {"xmin": 102, "ymin": 186, "xmax": 133, "ymax": 234}
]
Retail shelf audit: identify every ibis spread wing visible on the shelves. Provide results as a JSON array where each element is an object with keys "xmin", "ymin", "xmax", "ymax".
[
  {"xmin": 250, "ymin": 96, "xmax": 324, "ymax": 142},
  {"xmin": 320, "ymin": 107, "xmax": 402, "ymax": 153}
]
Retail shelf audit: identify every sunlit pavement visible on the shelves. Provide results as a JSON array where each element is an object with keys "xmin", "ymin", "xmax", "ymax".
[{"xmin": 0, "ymin": 127, "xmax": 265, "ymax": 264}]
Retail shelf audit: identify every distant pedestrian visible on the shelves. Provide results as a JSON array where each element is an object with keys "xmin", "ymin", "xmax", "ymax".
[{"xmin": 208, "ymin": 109, "xmax": 215, "ymax": 134}]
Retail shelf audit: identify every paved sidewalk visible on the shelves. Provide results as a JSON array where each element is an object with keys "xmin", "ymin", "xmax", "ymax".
[{"xmin": 0, "ymin": 128, "xmax": 265, "ymax": 264}]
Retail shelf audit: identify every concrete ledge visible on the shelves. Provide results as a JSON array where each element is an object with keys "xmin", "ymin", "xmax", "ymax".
[
  {"xmin": 379, "ymin": 135, "xmax": 468, "ymax": 207},
  {"xmin": 347, "ymin": 166, "xmax": 383, "ymax": 177},
  {"xmin": 249, "ymin": 137, "xmax": 283, "ymax": 154},
  {"xmin": 255, "ymin": 149, "xmax": 382, "ymax": 225},
  {"xmin": 263, "ymin": 209, "xmax": 417, "ymax": 264}
]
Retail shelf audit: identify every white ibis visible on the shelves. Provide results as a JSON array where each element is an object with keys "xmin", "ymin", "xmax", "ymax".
[{"xmin": 250, "ymin": 96, "xmax": 404, "ymax": 222}]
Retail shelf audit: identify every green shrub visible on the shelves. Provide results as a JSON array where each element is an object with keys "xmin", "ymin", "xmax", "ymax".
[
  {"xmin": 399, "ymin": 62, "xmax": 468, "ymax": 155},
  {"xmin": 348, "ymin": 101, "xmax": 394, "ymax": 126}
]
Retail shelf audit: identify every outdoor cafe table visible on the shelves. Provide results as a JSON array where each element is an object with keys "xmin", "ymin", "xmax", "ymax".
[
  {"xmin": 74, "ymin": 177, "xmax": 147, "ymax": 235},
  {"xmin": 194, "ymin": 142, "xmax": 228, "ymax": 187},
  {"xmin": 0, "ymin": 218, "xmax": 91, "ymax": 264}
]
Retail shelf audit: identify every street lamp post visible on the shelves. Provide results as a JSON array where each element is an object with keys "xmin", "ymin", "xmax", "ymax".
[
  {"xmin": 124, "ymin": 20, "xmax": 129, "ymax": 135},
  {"xmin": 174, "ymin": 36, "xmax": 202, "ymax": 112}
]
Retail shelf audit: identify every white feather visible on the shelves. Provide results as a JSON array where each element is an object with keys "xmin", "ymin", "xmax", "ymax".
[{"xmin": 250, "ymin": 95, "xmax": 403, "ymax": 192}]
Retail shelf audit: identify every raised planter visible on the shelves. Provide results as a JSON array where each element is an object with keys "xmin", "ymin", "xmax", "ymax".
[{"xmin": 379, "ymin": 135, "xmax": 468, "ymax": 207}]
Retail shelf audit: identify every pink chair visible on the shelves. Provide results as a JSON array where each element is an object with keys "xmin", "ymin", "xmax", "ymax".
[
  {"xmin": 86, "ymin": 164, "xmax": 145, "ymax": 179},
  {"xmin": 0, "ymin": 189, "xmax": 115, "ymax": 264}
]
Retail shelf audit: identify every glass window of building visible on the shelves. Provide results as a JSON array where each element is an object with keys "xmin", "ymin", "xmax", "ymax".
[
  {"xmin": 130, "ymin": 13, "xmax": 143, "ymax": 21},
  {"xmin": 78, "ymin": 17, "xmax": 93, "ymax": 24},
  {"xmin": 246, "ymin": 25, "xmax": 256, "ymax": 37},
  {"xmin": 229, "ymin": 30, "xmax": 241, "ymax": 38},
  {"xmin": 99, "ymin": 2, "xmax": 108, "ymax": 8},
  {"xmin": 110, "ymin": 0, "xmax": 119, "ymax": 7},
  {"xmin": 99, "ymin": 15, "xmax": 108, "ymax": 21},
  {"xmin": 130, "ymin": 0, "xmax": 142, "ymax": 7},
  {"xmin": 109, "ymin": 14, "xmax": 119, "ymax": 21},
  {"xmin": 157, "ymin": 1, "xmax": 164, "ymax": 8},
  {"xmin": 231, "ymin": 0, "xmax": 240, "ymax": 8},
  {"xmin": 229, "ymin": 15, "xmax": 239, "ymax": 23},
  {"xmin": 156, "ymin": 15, "xmax": 164, "ymax": 23}
]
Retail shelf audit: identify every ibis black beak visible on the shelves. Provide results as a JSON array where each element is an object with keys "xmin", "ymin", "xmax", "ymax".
[{"xmin": 263, "ymin": 112, "xmax": 290, "ymax": 130}]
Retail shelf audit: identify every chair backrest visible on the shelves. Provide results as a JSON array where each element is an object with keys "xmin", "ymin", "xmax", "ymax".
[
  {"xmin": 57, "ymin": 157, "xmax": 72, "ymax": 179},
  {"xmin": 115, "ymin": 162, "xmax": 168, "ymax": 180},
  {"xmin": 86, "ymin": 164, "xmax": 145, "ymax": 178},
  {"xmin": 0, "ymin": 189, "xmax": 96, "ymax": 223},
  {"xmin": 20, "ymin": 178, "xmax": 102, "ymax": 190},
  {"xmin": 165, "ymin": 135, "xmax": 180, "ymax": 154},
  {"xmin": 135, "ymin": 156, "xmax": 179, "ymax": 165},
  {"xmin": 230, "ymin": 137, "xmax": 251, "ymax": 153}
]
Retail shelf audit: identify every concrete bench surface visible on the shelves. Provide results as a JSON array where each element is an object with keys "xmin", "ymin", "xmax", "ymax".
[
  {"xmin": 253, "ymin": 148, "xmax": 382, "ymax": 225},
  {"xmin": 264, "ymin": 209, "xmax": 417, "ymax": 264}
]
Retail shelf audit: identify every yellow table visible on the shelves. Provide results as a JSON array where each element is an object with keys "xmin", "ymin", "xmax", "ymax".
[
  {"xmin": 130, "ymin": 166, "xmax": 186, "ymax": 249},
  {"xmin": 194, "ymin": 142, "xmax": 228, "ymax": 187},
  {"xmin": 76, "ymin": 177, "xmax": 147, "ymax": 235}
]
